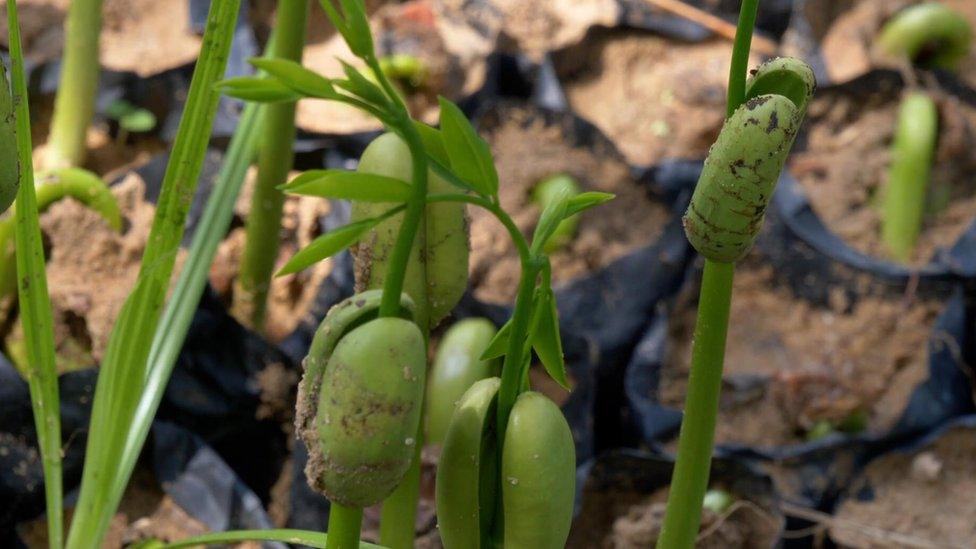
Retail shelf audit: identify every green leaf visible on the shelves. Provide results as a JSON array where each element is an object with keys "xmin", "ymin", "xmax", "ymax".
[
  {"xmin": 282, "ymin": 169, "xmax": 412, "ymax": 202},
  {"xmin": 249, "ymin": 57, "xmax": 336, "ymax": 98},
  {"xmin": 566, "ymin": 191, "xmax": 615, "ymax": 216},
  {"xmin": 217, "ymin": 76, "xmax": 300, "ymax": 102},
  {"xmin": 338, "ymin": 0, "xmax": 373, "ymax": 57},
  {"xmin": 277, "ymin": 216, "xmax": 383, "ymax": 276},
  {"xmin": 151, "ymin": 528, "xmax": 383, "ymax": 548},
  {"xmin": 480, "ymin": 318, "xmax": 512, "ymax": 361},
  {"xmin": 438, "ymin": 97, "xmax": 498, "ymax": 197},
  {"xmin": 529, "ymin": 287, "xmax": 569, "ymax": 389},
  {"xmin": 337, "ymin": 60, "xmax": 389, "ymax": 106},
  {"xmin": 414, "ymin": 121, "xmax": 449, "ymax": 165},
  {"xmin": 531, "ymin": 185, "xmax": 572, "ymax": 254}
]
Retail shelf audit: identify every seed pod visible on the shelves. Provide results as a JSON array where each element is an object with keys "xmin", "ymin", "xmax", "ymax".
[
  {"xmin": 0, "ymin": 62, "xmax": 18, "ymax": 214},
  {"xmin": 436, "ymin": 380, "xmax": 576, "ymax": 548},
  {"xmin": 426, "ymin": 318, "xmax": 499, "ymax": 444},
  {"xmin": 352, "ymin": 132, "xmax": 469, "ymax": 330},
  {"xmin": 295, "ymin": 290, "xmax": 424, "ymax": 507},
  {"xmin": 683, "ymin": 57, "xmax": 815, "ymax": 263}
]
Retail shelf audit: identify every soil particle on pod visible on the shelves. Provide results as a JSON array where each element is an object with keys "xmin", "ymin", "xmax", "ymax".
[
  {"xmin": 210, "ymin": 167, "xmax": 334, "ymax": 342},
  {"xmin": 552, "ymin": 29, "xmax": 760, "ymax": 166},
  {"xmin": 790, "ymin": 84, "xmax": 976, "ymax": 266},
  {"xmin": 469, "ymin": 104, "xmax": 670, "ymax": 304},
  {"xmin": 0, "ymin": 0, "xmax": 202, "ymax": 75},
  {"xmin": 661, "ymin": 256, "xmax": 941, "ymax": 448},
  {"xmin": 831, "ymin": 424, "xmax": 976, "ymax": 548}
]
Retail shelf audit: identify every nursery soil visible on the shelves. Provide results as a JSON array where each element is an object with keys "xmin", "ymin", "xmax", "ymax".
[
  {"xmin": 209, "ymin": 167, "xmax": 334, "ymax": 342},
  {"xmin": 830, "ymin": 425, "xmax": 976, "ymax": 548},
  {"xmin": 469, "ymin": 106, "xmax": 670, "ymax": 304},
  {"xmin": 790, "ymin": 86, "xmax": 976, "ymax": 266},
  {"xmin": 296, "ymin": 0, "xmax": 487, "ymax": 134},
  {"xmin": 568, "ymin": 484, "xmax": 780, "ymax": 548},
  {"xmin": 813, "ymin": 0, "xmax": 976, "ymax": 87},
  {"xmin": 0, "ymin": 0, "xmax": 201, "ymax": 75},
  {"xmin": 489, "ymin": 0, "xmax": 618, "ymax": 59},
  {"xmin": 661, "ymin": 259, "xmax": 941, "ymax": 447},
  {"xmin": 552, "ymin": 29, "xmax": 759, "ymax": 166}
]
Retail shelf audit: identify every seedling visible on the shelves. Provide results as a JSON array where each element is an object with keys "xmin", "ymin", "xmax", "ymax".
[
  {"xmin": 533, "ymin": 173, "xmax": 581, "ymax": 252},
  {"xmin": 104, "ymin": 99, "xmax": 158, "ymax": 144},
  {"xmin": 876, "ymin": 2, "xmax": 972, "ymax": 70},
  {"xmin": 657, "ymin": 1, "xmax": 816, "ymax": 547}
]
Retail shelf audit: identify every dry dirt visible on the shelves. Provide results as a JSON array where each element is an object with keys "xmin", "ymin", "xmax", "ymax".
[
  {"xmin": 554, "ymin": 29, "xmax": 760, "ymax": 166},
  {"xmin": 469, "ymin": 105, "xmax": 670, "ymax": 304},
  {"xmin": 661, "ymin": 258, "xmax": 941, "ymax": 448},
  {"xmin": 831, "ymin": 425, "xmax": 976, "ymax": 548},
  {"xmin": 790, "ymin": 85, "xmax": 976, "ymax": 266},
  {"xmin": 488, "ymin": 0, "xmax": 618, "ymax": 59}
]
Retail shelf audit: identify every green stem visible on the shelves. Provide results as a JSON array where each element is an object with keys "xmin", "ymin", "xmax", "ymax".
[
  {"xmin": 656, "ymin": 260, "xmax": 734, "ymax": 549},
  {"xmin": 378, "ymin": 434, "xmax": 423, "ymax": 548},
  {"xmin": 47, "ymin": 0, "xmax": 103, "ymax": 168},
  {"xmin": 326, "ymin": 504, "xmax": 364, "ymax": 549},
  {"xmin": 7, "ymin": 1, "xmax": 63, "ymax": 545},
  {"xmin": 234, "ymin": 0, "xmax": 308, "ymax": 331},
  {"xmin": 726, "ymin": 0, "xmax": 759, "ymax": 118},
  {"xmin": 495, "ymin": 259, "xmax": 541, "ymax": 446}
]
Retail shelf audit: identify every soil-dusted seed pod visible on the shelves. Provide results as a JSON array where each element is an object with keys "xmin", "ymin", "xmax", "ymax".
[
  {"xmin": 533, "ymin": 174, "xmax": 581, "ymax": 253},
  {"xmin": 436, "ymin": 379, "xmax": 576, "ymax": 548},
  {"xmin": 683, "ymin": 57, "xmax": 815, "ymax": 263},
  {"xmin": 352, "ymin": 132, "xmax": 469, "ymax": 330},
  {"xmin": 426, "ymin": 318, "xmax": 499, "ymax": 444},
  {"xmin": 0, "ymin": 62, "xmax": 18, "ymax": 214},
  {"xmin": 294, "ymin": 290, "xmax": 424, "ymax": 507},
  {"xmin": 875, "ymin": 2, "xmax": 973, "ymax": 70}
]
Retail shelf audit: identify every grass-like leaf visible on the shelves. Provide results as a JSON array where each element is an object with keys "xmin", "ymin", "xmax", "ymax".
[
  {"xmin": 133, "ymin": 528, "xmax": 383, "ymax": 548},
  {"xmin": 217, "ymin": 76, "xmax": 301, "ymax": 102},
  {"xmin": 437, "ymin": 97, "xmax": 498, "ymax": 197},
  {"xmin": 480, "ymin": 318, "xmax": 512, "ymax": 361},
  {"xmin": 65, "ymin": 1, "xmax": 243, "ymax": 546},
  {"xmin": 6, "ymin": 1, "xmax": 64, "ymax": 545},
  {"xmin": 276, "ymin": 213, "xmax": 391, "ymax": 276},
  {"xmin": 338, "ymin": 60, "xmax": 389, "ymax": 106},
  {"xmin": 249, "ymin": 57, "xmax": 336, "ymax": 98},
  {"xmin": 531, "ymin": 184, "xmax": 572, "ymax": 254},
  {"xmin": 281, "ymin": 169, "xmax": 412, "ymax": 202},
  {"xmin": 566, "ymin": 192, "xmax": 615, "ymax": 216},
  {"xmin": 530, "ymin": 287, "xmax": 568, "ymax": 389}
]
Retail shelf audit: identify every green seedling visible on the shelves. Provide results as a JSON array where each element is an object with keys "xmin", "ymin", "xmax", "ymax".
[
  {"xmin": 104, "ymin": 99, "xmax": 157, "ymax": 145},
  {"xmin": 426, "ymin": 317, "xmax": 499, "ymax": 444},
  {"xmin": 0, "ymin": 61, "xmax": 18, "ymax": 213},
  {"xmin": 533, "ymin": 174, "xmax": 581, "ymax": 252},
  {"xmin": 233, "ymin": 0, "xmax": 308, "ymax": 332},
  {"xmin": 657, "ymin": 1, "xmax": 816, "ymax": 546},
  {"xmin": 806, "ymin": 410, "xmax": 869, "ymax": 441},
  {"xmin": 881, "ymin": 92, "xmax": 938, "ymax": 263},
  {"xmin": 876, "ymin": 2, "xmax": 973, "ymax": 70}
]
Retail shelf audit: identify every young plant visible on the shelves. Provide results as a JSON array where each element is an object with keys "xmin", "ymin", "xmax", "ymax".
[
  {"xmin": 875, "ymin": 2, "xmax": 972, "ymax": 70},
  {"xmin": 46, "ymin": 0, "xmax": 104, "ymax": 168},
  {"xmin": 104, "ymin": 99, "xmax": 158, "ymax": 145},
  {"xmin": 232, "ymin": 0, "xmax": 309, "ymax": 331},
  {"xmin": 881, "ymin": 92, "xmax": 938, "ymax": 263},
  {"xmin": 426, "ymin": 317, "xmax": 499, "ymax": 444},
  {"xmin": 657, "ymin": 1, "xmax": 816, "ymax": 546}
]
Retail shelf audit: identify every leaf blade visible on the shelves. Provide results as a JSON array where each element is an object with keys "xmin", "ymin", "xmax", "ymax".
[
  {"xmin": 281, "ymin": 170, "xmax": 412, "ymax": 202},
  {"xmin": 437, "ymin": 97, "xmax": 498, "ymax": 197}
]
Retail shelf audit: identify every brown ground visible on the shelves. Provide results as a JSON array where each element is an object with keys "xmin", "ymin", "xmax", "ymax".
[
  {"xmin": 661, "ymin": 259, "xmax": 941, "ymax": 448},
  {"xmin": 296, "ymin": 0, "xmax": 488, "ymax": 135},
  {"xmin": 569, "ymin": 483, "xmax": 780, "ymax": 548},
  {"xmin": 489, "ymin": 0, "xmax": 618, "ymax": 59},
  {"xmin": 814, "ymin": 0, "xmax": 976, "ymax": 87},
  {"xmin": 0, "ymin": 0, "xmax": 201, "ymax": 75},
  {"xmin": 790, "ymin": 85, "xmax": 976, "ymax": 266},
  {"xmin": 553, "ymin": 30, "xmax": 760, "ymax": 166},
  {"xmin": 831, "ymin": 425, "xmax": 976, "ymax": 548},
  {"xmin": 469, "ymin": 105, "xmax": 670, "ymax": 304}
]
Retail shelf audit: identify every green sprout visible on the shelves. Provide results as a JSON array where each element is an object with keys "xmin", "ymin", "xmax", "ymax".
[
  {"xmin": 104, "ymin": 98, "xmax": 158, "ymax": 145},
  {"xmin": 656, "ymin": 1, "xmax": 816, "ymax": 547},
  {"xmin": 876, "ymin": 2, "xmax": 973, "ymax": 70},
  {"xmin": 533, "ymin": 174, "xmax": 581, "ymax": 252},
  {"xmin": 881, "ymin": 92, "xmax": 938, "ymax": 263}
]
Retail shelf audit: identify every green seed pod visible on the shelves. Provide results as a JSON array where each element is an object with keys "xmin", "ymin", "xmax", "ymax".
[
  {"xmin": 683, "ymin": 57, "xmax": 815, "ymax": 263},
  {"xmin": 876, "ymin": 2, "xmax": 973, "ymax": 71},
  {"xmin": 426, "ymin": 318, "xmax": 499, "ymax": 444},
  {"xmin": 295, "ymin": 290, "xmax": 424, "ymax": 507},
  {"xmin": 352, "ymin": 132, "xmax": 469, "ymax": 330},
  {"xmin": 533, "ymin": 174, "xmax": 581, "ymax": 253},
  {"xmin": 0, "ymin": 61, "xmax": 18, "ymax": 214},
  {"xmin": 436, "ymin": 380, "xmax": 576, "ymax": 548}
]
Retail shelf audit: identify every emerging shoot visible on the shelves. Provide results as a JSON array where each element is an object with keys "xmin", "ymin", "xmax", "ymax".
[
  {"xmin": 875, "ymin": 2, "xmax": 973, "ymax": 71},
  {"xmin": 533, "ymin": 174, "xmax": 582, "ymax": 253}
]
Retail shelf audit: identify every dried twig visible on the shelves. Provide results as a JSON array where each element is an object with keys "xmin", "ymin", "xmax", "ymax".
[{"xmin": 641, "ymin": 0, "xmax": 779, "ymax": 55}]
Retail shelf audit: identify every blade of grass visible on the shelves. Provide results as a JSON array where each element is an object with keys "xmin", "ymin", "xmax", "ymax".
[
  {"xmin": 65, "ymin": 1, "xmax": 243, "ymax": 546},
  {"xmin": 154, "ymin": 529, "xmax": 384, "ymax": 548},
  {"xmin": 6, "ymin": 1, "xmax": 64, "ymax": 546}
]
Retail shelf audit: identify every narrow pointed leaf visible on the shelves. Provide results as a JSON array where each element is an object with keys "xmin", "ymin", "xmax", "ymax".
[
  {"xmin": 438, "ymin": 97, "xmax": 498, "ymax": 197},
  {"xmin": 480, "ymin": 318, "xmax": 512, "ymax": 361},
  {"xmin": 282, "ymin": 169, "xmax": 412, "ymax": 202},
  {"xmin": 531, "ymin": 185, "xmax": 572, "ymax": 254},
  {"xmin": 249, "ymin": 57, "xmax": 336, "ymax": 98},
  {"xmin": 338, "ymin": 60, "xmax": 388, "ymax": 106},
  {"xmin": 530, "ymin": 288, "xmax": 569, "ymax": 389},
  {"xmin": 217, "ymin": 76, "xmax": 300, "ymax": 102},
  {"xmin": 566, "ymin": 191, "xmax": 615, "ymax": 216},
  {"xmin": 277, "ymin": 216, "xmax": 381, "ymax": 276}
]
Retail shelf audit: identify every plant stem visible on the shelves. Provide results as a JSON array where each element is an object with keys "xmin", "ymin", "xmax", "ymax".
[
  {"xmin": 6, "ymin": 2, "xmax": 64, "ymax": 545},
  {"xmin": 726, "ymin": 0, "xmax": 759, "ymax": 118},
  {"xmin": 378, "ymin": 438, "xmax": 423, "ymax": 548},
  {"xmin": 47, "ymin": 0, "xmax": 103, "ymax": 168},
  {"xmin": 326, "ymin": 504, "xmax": 365, "ymax": 549},
  {"xmin": 495, "ymin": 260, "xmax": 541, "ymax": 442},
  {"xmin": 233, "ymin": 0, "xmax": 308, "ymax": 331},
  {"xmin": 656, "ymin": 260, "xmax": 734, "ymax": 549}
]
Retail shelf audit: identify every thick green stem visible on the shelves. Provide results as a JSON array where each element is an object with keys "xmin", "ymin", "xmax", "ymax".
[
  {"xmin": 378, "ymin": 435, "xmax": 423, "ymax": 548},
  {"xmin": 47, "ymin": 0, "xmax": 103, "ymax": 168},
  {"xmin": 326, "ymin": 504, "xmax": 365, "ymax": 549},
  {"xmin": 881, "ymin": 92, "xmax": 938, "ymax": 263},
  {"xmin": 656, "ymin": 260, "xmax": 734, "ymax": 549},
  {"xmin": 234, "ymin": 0, "xmax": 308, "ymax": 331}
]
